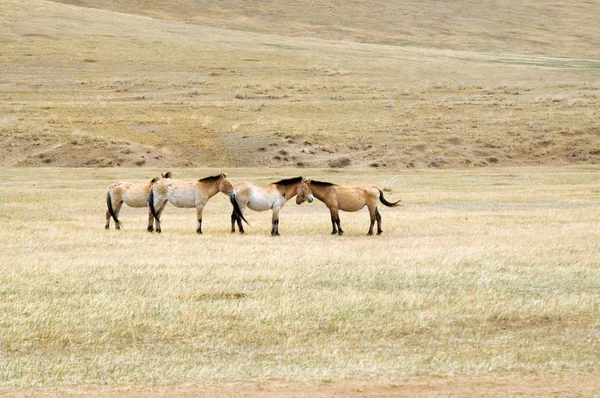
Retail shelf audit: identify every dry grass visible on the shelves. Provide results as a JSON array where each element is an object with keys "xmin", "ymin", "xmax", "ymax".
[
  {"xmin": 1, "ymin": 0, "xmax": 599, "ymax": 169},
  {"xmin": 0, "ymin": 167, "xmax": 599, "ymax": 393}
]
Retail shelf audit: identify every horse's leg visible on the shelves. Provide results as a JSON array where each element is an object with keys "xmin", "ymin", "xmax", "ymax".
[
  {"xmin": 154, "ymin": 201, "xmax": 167, "ymax": 233},
  {"xmin": 236, "ymin": 212, "xmax": 244, "ymax": 234},
  {"xmin": 367, "ymin": 205, "xmax": 377, "ymax": 235},
  {"xmin": 375, "ymin": 207, "xmax": 383, "ymax": 235},
  {"xmin": 147, "ymin": 206, "xmax": 155, "ymax": 232},
  {"xmin": 332, "ymin": 208, "xmax": 343, "ymax": 235},
  {"xmin": 271, "ymin": 208, "xmax": 280, "ymax": 236},
  {"xmin": 329, "ymin": 207, "xmax": 338, "ymax": 234},
  {"xmin": 105, "ymin": 210, "xmax": 111, "ymax": 229},
  {"xmin": 231, "ymin": 210, "xmax": 237, "ymax": 233},
  {"xmin": 113, "ymin": 201, "xmax": 123, "ymax": 230},
  {"xmin": 196, "ymin": 205, "xmax": 204, "ymax": 234}
]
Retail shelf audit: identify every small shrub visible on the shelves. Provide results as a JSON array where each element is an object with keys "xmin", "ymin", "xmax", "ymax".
[{"xmin": 327, "ymin": 157, "xmax": 351, "ymax": 168}]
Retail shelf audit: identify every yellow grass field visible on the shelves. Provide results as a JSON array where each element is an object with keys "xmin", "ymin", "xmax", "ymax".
[
  {"xmin": 1, "ymin": 167, "xmax": 599, "ymax": 396},
  {"xmin": 2, "ymin": 0, "xmax": 600, "ymax": 395}
]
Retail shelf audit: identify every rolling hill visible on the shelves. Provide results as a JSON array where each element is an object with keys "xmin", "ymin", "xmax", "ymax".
[{"xmin": 1, "ymin": 0, "xmax": 599, "ymax": 168}]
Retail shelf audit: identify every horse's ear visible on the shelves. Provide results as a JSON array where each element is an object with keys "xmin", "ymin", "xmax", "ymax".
[
  {"xmin": 220, "ymin": 172, "xmax": 227, "ymax": 178},
  {"xmin": 304, "ymin": 178, "xmax": 311, "ymax": 184},
  {"xmin": 163, "ymin": 172, "xmax": 172, "ymax": 179}
]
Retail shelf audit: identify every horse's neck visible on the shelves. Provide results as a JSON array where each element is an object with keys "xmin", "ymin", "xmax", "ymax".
[
  {"xmin": 200, "ymin": 181, "xmax": 220, "ymax": 198},
  {"xmin": 309, "ymin": 184, "xmax": 329, "ymax": 201},
  {"xmin": 280, "ymin": 183, "xmax": 298, "ymax": 200}
]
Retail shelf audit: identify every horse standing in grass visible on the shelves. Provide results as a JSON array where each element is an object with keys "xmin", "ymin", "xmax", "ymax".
[
  {"xmin": 307, "ymin": 180, "xmax": 401, "ymax": 235},
  {"xmin": 105, "ymin": 172, "xmax": 171, "ymax": 230},
  {"xmin": 231, "ymin": 177, "xmax": 313, "ymax": 236},
  {"xmin": 148, "ymin": 173, "xmax": 246, "ymax": 234}
]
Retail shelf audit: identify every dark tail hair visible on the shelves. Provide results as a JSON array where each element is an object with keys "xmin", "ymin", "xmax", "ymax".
[
  {"xmin": 229, "ymin": 193, "xmax": 250, "ymax": 226},
  {"xmin": 106, "ymin": 192, "xmax": 120, "ymax": 224},
  {"xmin": 148, "ymin": 187, "xmax": 159, "ymax": 221},
  {"xmin": 378, "ymin": 188, "xmax": 402, "ymax": 207}
]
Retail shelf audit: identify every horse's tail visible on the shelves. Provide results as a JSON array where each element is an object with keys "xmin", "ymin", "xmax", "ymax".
[
  {"xmin": 229, "ymin": 192, "xmax": 250, "ymax": 226},
  {"xmin": 377, "ymin": 188, "xmax": 402, "ymax": 207},
  {"xmin": 148, "ymin": 186, "xmax": 159, "ymax": 221},
  {"xmin": 106, "ymin": 191, "xmax": 120, "ymax": 224}
]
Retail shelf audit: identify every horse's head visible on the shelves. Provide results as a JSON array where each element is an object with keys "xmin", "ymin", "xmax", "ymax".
[
  {"xmin": 296, "ymin": 178, "xmax": 314, "ymax": 205},
  {"xmin": 217, "ymin": 172, "xmax": 235, "ymax": 195}
]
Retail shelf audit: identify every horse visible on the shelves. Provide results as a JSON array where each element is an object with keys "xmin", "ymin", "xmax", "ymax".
[
  {"xmin": 306, "ymin": 179, "xmax": 401, "ymax": 235},
  {"xmin": 231, "ymin": 177, "xmax": 313, "ymax": 236},
  {"xmin": 105, "ymin": 172, "xmax": 172, "ymax": 230},
  {"xmin": 148, "ymin": 173, "xmax": 246, "ymax": 234}
]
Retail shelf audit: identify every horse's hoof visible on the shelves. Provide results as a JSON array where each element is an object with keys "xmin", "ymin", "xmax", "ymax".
[
  {"xmin": 338, "ymin": 231, "xmax": 344, "ymax": 236},
  {"xmin": 196, "ymin": 231, "xmax": 203, "ymax": 234},
  {"xmin": 156, "ymin": 229, "xmax": 161, "ymax": 234},
  {"xmin": 147, "ymin": 226, "xmax": 154, "ymax": 232},
  {"xmin": 116, "ymin": 226, "xmax": 120, "ymax": 230},
  {"xmin": 367, "ymin": 232, "xmax": 373, "ymax": 236},
  {"xmin": 331, "ymin": 231, "xmax": 337, "ymax": 235},
  {"xmin": 377, "ymin": 231, "xmax": 383, "ymax": 235},
  {"xmin": 105, "ymin": 225, "xmax": 109, "ymax": 230}
]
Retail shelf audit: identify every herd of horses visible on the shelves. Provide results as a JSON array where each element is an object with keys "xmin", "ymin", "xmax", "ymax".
[{"xmin": 105, "ymin": 172, "xmax": 401, "ymax": 236}]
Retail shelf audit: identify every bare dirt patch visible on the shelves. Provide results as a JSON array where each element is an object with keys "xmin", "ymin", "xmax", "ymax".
[{"xmin": 6, "ymin": 375, "xmax": 600, "ymax": 397}]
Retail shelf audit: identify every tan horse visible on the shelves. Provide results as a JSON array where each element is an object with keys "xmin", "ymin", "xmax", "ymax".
[
  {"xmin": 105, "ymin": 172, "xmax": 171, "ymax": 230},
  {"xmin": 231, "ymin": 177, "xmax": 313, "ymax": 236},
  {"xmin": 307, "ymin": 180, "xmax": 401, "ymax": 235},
  {"xmin": 148, "ymin": 173, "xmax": 245, "ymax": 234}
]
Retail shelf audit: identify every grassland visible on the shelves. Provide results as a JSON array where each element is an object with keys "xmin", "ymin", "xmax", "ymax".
[
  {"xmin": 0, "ymin": 167, "xmax": 599, "ymax": 395},
  {"xmin": 1, "ymin": 0, "xmax": 599, "ymax": 169},
  {"xmin": 2, "ymin": 0, "xmax": 600, "ymax": 395}
]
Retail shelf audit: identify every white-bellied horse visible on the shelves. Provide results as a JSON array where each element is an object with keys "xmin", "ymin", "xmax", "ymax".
[
  {"xmin": 231, "ymin": 177, "xmax": 313, "ymax": 236},
  {"xmin": 105, "ymin": 172, "xmax": 171, "ymax": 230},
  {"xmin": 148, "ymin": 173, "xmax": 246, "ymax": 234}
]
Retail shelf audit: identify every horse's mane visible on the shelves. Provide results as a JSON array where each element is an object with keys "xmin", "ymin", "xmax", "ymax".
[
  {"xmin": 273, "ymin": 176, "xmax": 302, "ymax": 186},
  {"xmin": 309, "ymin": 180, "xmax": 334, "ymax": 187},
  {"xmin": 199, "ymin": 175, "xmax": 221, "ymax": 182}
]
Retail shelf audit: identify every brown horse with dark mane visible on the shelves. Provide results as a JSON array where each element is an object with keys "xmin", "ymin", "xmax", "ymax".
[{"xmin": 307, "ymin": 179, "xmax": 401, "ymax": 235}]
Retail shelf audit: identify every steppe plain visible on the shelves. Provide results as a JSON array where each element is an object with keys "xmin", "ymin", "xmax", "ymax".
[{"xmin": 1, "ymin": 1, "xmax": 600, "ymax": 396}]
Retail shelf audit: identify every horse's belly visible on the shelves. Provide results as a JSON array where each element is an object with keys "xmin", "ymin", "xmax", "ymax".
[
  {"xmin": 342, "ymin": 203, "xmax": 365, "ymax": 212},
  {"xmin": 247, "ymin": 196, "xmax": 273, "ymax": 211},
  {"xmin": 337, "ymin": 191, "xmax": 366, "ymax": 212},
  {"xmin": 123, "ymin": 196, "xmax": 148, "ymax": 208},
  {"xmin": 167, "ymin": 192, "xmax": 197, "ymax": 208}
]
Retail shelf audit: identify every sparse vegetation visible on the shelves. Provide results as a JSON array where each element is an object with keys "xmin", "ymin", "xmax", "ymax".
[
  {"xmin": 1, "ymin": 0, "xmax": 600, "ymax": 394},
  {"xmin": 0, "ymin": 167, "xmax": 599, "ymax": 395}
]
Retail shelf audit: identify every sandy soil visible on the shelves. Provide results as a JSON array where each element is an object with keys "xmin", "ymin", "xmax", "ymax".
[{"xmin": 5, "ymin": 375, "xmax": 600, "ymax": 397}]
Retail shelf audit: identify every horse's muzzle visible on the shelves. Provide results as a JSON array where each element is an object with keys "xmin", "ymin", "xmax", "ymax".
[{"xmin": 307, "ymin": 194, "xmax": 314, "ymax": 203}]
